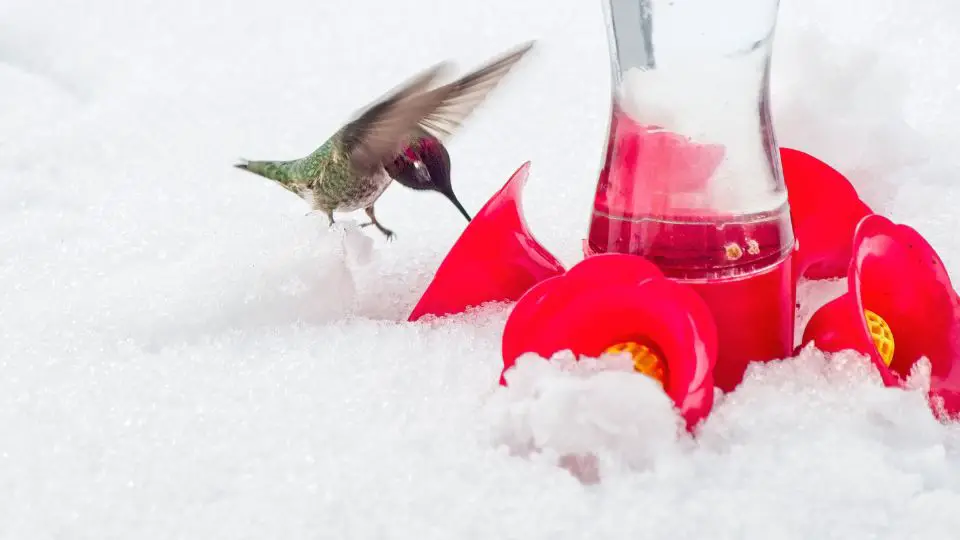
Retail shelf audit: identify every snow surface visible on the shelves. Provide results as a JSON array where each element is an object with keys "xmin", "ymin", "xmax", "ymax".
[{"xmin": 2, "ymin": 0, "xmax": 960, "ymax": 537}]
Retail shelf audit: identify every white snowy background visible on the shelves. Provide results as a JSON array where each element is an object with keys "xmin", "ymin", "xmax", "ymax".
[{"xmin": 2, "ymin": 0, "xmax": 960, "ymax": 538}]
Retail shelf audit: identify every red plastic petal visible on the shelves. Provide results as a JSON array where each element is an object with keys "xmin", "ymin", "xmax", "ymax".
[
  {"xmin": 780, "ymin": 148, "xmax": 873, "ymax": 280},
  {"xmin": 407, "ymin": 162, "xmax": 566, "ymax": 322}
]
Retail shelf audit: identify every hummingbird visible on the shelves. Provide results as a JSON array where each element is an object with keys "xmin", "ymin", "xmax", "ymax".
[{"xmin": 234, "ymin": 40, "xmax": 536, "ymax": 240}]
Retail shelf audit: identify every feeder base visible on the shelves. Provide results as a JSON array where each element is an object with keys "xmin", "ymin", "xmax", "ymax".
[{"xmin": 683, "ymin": 255, "xmax": 795, "ymax": 392}]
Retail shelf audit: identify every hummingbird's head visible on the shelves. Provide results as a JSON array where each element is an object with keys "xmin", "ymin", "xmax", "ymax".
[
  {"xmin": 391, "ymin": 137, "xmax": 450, "ymax": 190},
  {"xmin": 390, "ymin": 137, "xmax": 472, "ymax": 222}
]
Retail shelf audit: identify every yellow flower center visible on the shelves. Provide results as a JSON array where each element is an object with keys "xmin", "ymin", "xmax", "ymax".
[
  {"xmin": 864, "ymin": 309, "xmax": 895, "ymax": 367},
  {"xmin": 604, "ymin": 341, "xmax": 667, "ymax": 387}
]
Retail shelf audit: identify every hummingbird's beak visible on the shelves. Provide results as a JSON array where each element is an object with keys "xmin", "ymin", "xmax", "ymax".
[{"xmin": 444, "ymin": 191, "xmax": 472, "ymax": 222}]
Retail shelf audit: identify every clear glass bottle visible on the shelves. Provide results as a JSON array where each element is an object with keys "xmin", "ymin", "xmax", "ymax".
[{"xmin": 588, "ymin": 0, "xmax": 796, "ymax": 391}]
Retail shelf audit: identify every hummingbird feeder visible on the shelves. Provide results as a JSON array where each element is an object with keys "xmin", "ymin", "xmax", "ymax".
[
  {"xmin": 407, "ymin": 0, "xmax": 960, "ymax": 426},
  {"xmin": 584, "ymin": 0, "xmax": 796, "ymax": 392}
]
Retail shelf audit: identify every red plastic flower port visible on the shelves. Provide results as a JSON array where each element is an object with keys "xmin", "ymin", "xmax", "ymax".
[
  {"xmin": 500, "ymin": 253, "xmax": 719, "ymax": 430},
  {"xmin": 800, "ymin": 213, "xmax": 960, "ymax": 419},
  {"xmin": 780, "ymin": 148, "xmax": 874, "ymax": 280},
  {"xmin": 407, "ymin": 162, "xmax": 566, "ymax": 322}
]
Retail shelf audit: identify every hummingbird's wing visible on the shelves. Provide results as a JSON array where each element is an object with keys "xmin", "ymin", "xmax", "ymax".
[
  {"xmin": 341, "ymin": 62, "xmax": 458, "ymax": 176},
  {"xmin": 416, "ymin": 39, "xmax": 536, "ymax": 141},
  {"xmin": 342, "ymin": 39, "xmax": 536, "ymax": 176}
]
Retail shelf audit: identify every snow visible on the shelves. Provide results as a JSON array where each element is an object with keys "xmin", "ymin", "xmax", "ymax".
[{"xmin": 2, "ymin": 0, "xmax": 960, "ymax": 537}]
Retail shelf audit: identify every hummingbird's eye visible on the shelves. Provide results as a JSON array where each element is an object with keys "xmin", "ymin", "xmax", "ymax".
[{"xmin": 412, "ymin": 161, "xmax": 431, "ymax": 184}]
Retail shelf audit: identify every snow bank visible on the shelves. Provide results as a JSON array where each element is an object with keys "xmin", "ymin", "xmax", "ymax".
[{"xmin": 2, "ymin": 0, "xmax": 960, "ymax": 537}]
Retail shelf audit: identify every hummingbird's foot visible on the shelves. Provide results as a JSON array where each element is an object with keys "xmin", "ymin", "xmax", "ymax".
[
  {"xmin": 360, "ymin": 221, "xmax": 395, "ymax": 240},
  {"xmin": 362, "ymin": 205, "xmax": 396, "ymax": 241},
  {"xmin": 304, "ymin": 209, "xmax": 336, "ymax": 227}
]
